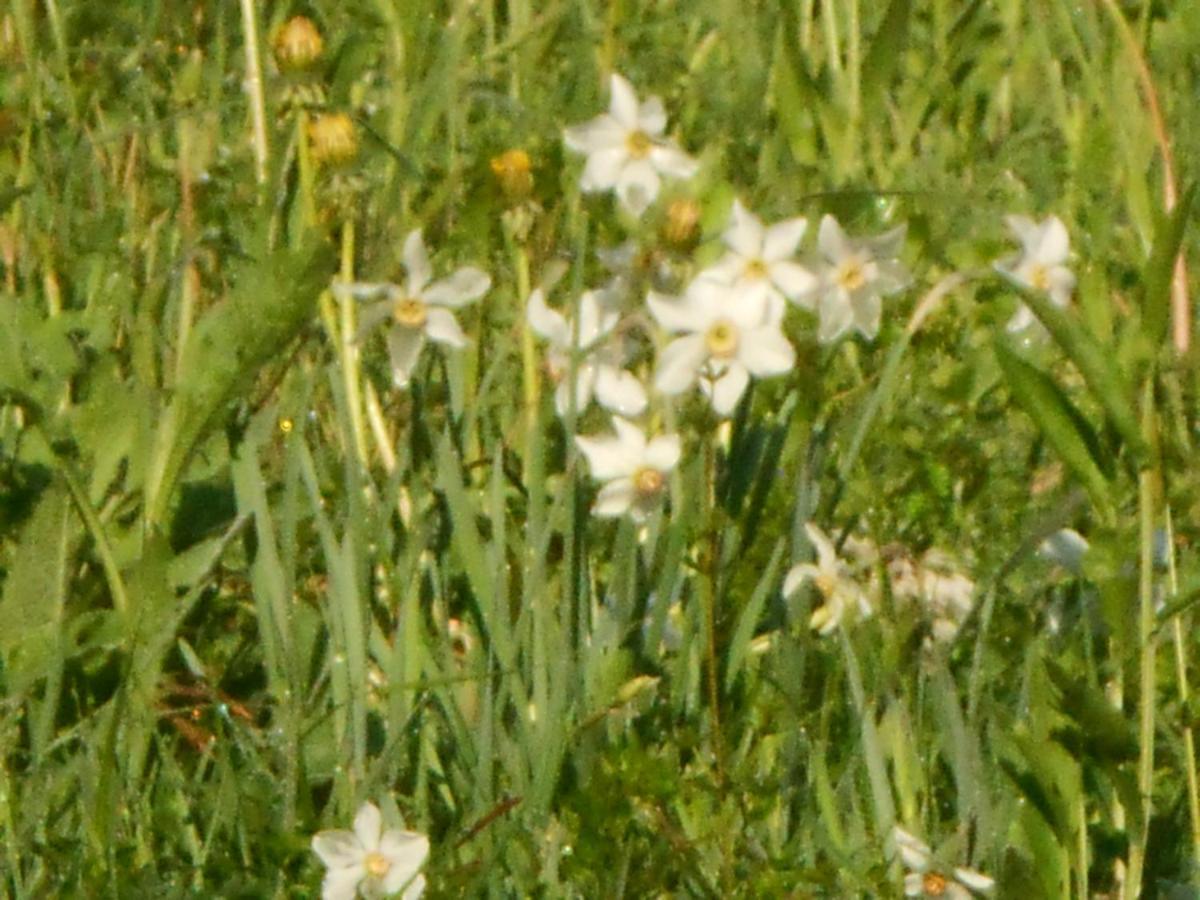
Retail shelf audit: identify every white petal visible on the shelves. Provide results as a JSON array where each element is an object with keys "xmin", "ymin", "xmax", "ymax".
[
  {"xmin": 654, "ymin": 334, "xmax": 708, "ymax": 394},
  {"xmin": 594, "ymin": 365, "xmax": 648, "ymax": 416},
  {"xmin": 616, "ymin": 159, "xmax": 661, "ymax": 216},
  {"xmin": 355, "ymin": 300, "xmax": 398, "ymax": 342},
  {"xmin": 818, "ymin": 214, "xmax": 853, "ymax": 263},
  {"xmin": 312, "ymin": 830, "xmax": 365, "ymax": 869},
  {"xmin": 333, "ymin": 281, "xmax": 393, "ymax": 302},
  {"xmin": 608, "ymin": 73, "xmax": 641, "ymax": 130},
  {"xmin": 770, "ymin": 260, "xmax": 819, "ymax": 305},
  {"xmin": 867, "ymin": 223, "xmax": 907, "ymax": 260},
  {"xmin": 379, "ymin": 831, "xmax": 430, "ymax": 893},
  {"xmin": 803, "ymin": 523, "xmax": 838, "ymax": 573},
  {"xmin": 724, "ymin": 200, "xmax": 765, "ymax": 257},
  {"xmin": 817, "ymin": 290, "xmax": 853, "ymax": 344},
  {"xmin": 402, "ymin": 231, "xmax": 432, "ymax": 296},
  {"xmin": 762, "ymin": 216, "xmax": 807, "ymax": 261},
  {"xmin": 1005, "ymin": 304, "xmax": 1036, "ymax": 333},
  {"xmin": 644, "ymin": 434, "xmax": 681, "ymax": 472},
  {"xmin": 1046, "ymin": 265, "xmax": 1076, "ymax": 305},
  {"xmin": 953, "ymin": 867, "xmax": 995, "ymax": 893},
  {"xmin": 554, "ymin": 367, "xmax": 596, "ymax": 417},
  {"xmin": 637, "ymin": 95, "xmax": 667, "ymax": 135},
  {"xmin": 699, "ymin": 254, "xmax": 746, "ymax": 286},
  {"xmin": 873, "ymin": 259, "xmax": 912, "ymax": 295},
  {"xmin": 563, "ymin": 115, "xmax": 625, "ymax": 154},
  {"xmin": 322, "ymin": 864, "xmax": 366, "ymax": 900},
  {"xmin": 593, "ymin": 478, "xmax": 635, "ymax": 517},
  {"xmin": 891, "ymin": 825, "xmax": 932, "ymax": 870},
  {"xmin": 388, "ymin": 327, "xmax": 426, "ymax": 387},
  {"xmin": 352, "ymin": 803, "xmax": 384, "ymax": 852},
  {"xmin": 850, "ymin": 289, "xmax": 882, "ymax": 340},
  {"xmin": 1004, "ymin": 214, "xmax": 1041, "ymax": 252},
  {"xmin": 1036, "ymin": 216, "xmax": 1070, "ymax": 265},
  {"xmin": 945, "ymin": 885, "xmax": 973, "ymax": 900},
  {"xmin": 580, "ymin": 146, "xmax": 628, "ymax": 192},
  {"xmin": 649, "ymin": 143, "xmax": 699, "ymax": 180},
  {"xmin": 527, "ymin": 288, "xmax": 569, "ymax": 346},
  {"xmin": 576, "ymin": 433, "xmax": 637, "ymax": 480},
  {"xmin": 610, "ymin": 415, "xmax": 648, "ymax": 455},
  {"xmin": 782, "ymin": 563, "xmax": 820, "ymax": 597},
  {"xmin": 707, "ymin": 364, "xmax": 750, "ymax": 415},
  {"xmin": 424, "ymin": 268, "xmax": 490, "ymax": 308},
  {"xmin": 647, "ymin": 290, "xmax": 703, "ymax": 334},
  {"xmin": 739, "ymin": 326, "xmax": 795, "ymax": 377},
  {"xmin": 577, "ymin": 289, "xmax": 618, "ymax": 345},
  {"xmin": 424, "ymin": 308, "xmax": 469, "ymax": 347},
  {"xmin": 903, "ymin": 872, "xmax": 925, "ymax": 897}
]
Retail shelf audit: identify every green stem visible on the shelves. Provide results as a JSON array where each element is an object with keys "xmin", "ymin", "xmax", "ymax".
[
  {"xmin": 337, "ymin": 221, "xmax": 370, "ymax": 467},
  {"xmin": 238, "ymin": 0, "xmax": 270, "ymax": 186},
  {"xmin": 1165, "ymin": 506, "xmax": 1200, "ymax": 867},
  {"xmin": 839, "ymin": 626, "xmax": 895, "ymax": 837}
]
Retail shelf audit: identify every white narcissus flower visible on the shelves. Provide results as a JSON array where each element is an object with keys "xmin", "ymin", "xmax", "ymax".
[
  {"xmin": 648, "ymin": 279, "xmax": 795, "ymax": 416},
  {"xmin": 701, "ymin": 199, "xmax": 818, "ymax": 320},
  {"xmin": 563, "ymin": 73, "xmax": 698, "ymax": 216},
  {"xmin": 782, "ymin": 522, "xmax": 874, "ymax": 635},
  {"xmin": 334, "ymin": 230, "xmax": 491, "ymax": 387},
  {"xmin": 526, "ymin": 287, "xmax": 647, "ymax": 418},
  {"xmin": 814, "ymin": 214, "xmax": 910, "ymax": 343},
  {"xmin": 891, "ymin": 826, "xmax": 995, "ymax": 899},
  {"xmin": 575, "ymin": 417, "xmax": 681, "ymax": 521},
  {"xmin": 994, "ymin": 214, "xmax": 1076, "ymax": 333},
  {"xmin": 312, "ymin": 801, "xmax": 429, "ymax": 900}
]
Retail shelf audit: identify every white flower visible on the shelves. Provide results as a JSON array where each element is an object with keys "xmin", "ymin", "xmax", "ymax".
[
  {"xmin": 335, "ymin": 230, "xmax": 491, "ymax": 387},
  {"xmin": 891, "ymin": 826, "xmax": 994, "ymax": 899},
  {"xmin": 994, "ymin": 214, "xmax": 1075, "ymax": 332},
  {"xmin": 701, "ymin": 199, "xmax": 818, "ymax": 320},
  {"xmin": 1037, "ymin": 527, "xmax": 1089, "ymax": 574},
  {"xmin": 526, "ymin": 287, "xmax": 647, "ymax": 418},
  {"xmin": 312, "ymin": 802, "xmax": 429, "ymax": 900},
  {"xmin": 648, "ymin": 278, "xmax": 795, "ymax": 416},
  {"xmin": 782, "ymin": 523, "xmax": 873, "ymax": 635},
  {"xmin": 563, "ymin": 73, "xmax": 699, "ymax": 216},
  {"xmin": 575, "ymin": 417, "xmax": 680, "ymax": 521},
  {"xmin": 813, "ymin": 215, "xmax": 910, "ymax": 343},
  {"xmin": 888, "ymin": 549, "xmax": 975, "ymax": 645}
]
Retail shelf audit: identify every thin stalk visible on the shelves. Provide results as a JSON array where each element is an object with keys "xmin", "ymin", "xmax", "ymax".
[
  {"xmin": 1125, "ymin": 379, "xmax": 1158, "ymax": 900},
  {"xmin": 337, "ymin": 221, "xmax": 370, "ymax": 467},
  {"xmin": 239, "ymin": 0, "xmax": 270, "ymax": 186},
  {"xmin": 1166, "ymin": 506, "xmax": 1200, "ymax": 866},
  {"xmin": 839, "ymin": 626, "xmax": 896, "ymax": 836}
]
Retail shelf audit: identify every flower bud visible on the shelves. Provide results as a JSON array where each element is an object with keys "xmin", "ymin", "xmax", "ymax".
[
  {"xmin": 661, "ymin": 197, "xmax": 701, "ymax": 252},
  {"xmin": 308, "ymin": 112, "xmax": 358, "ymax": 167},
  {"xmin": 274, "ymin": 16, "xmax": 323, "ymax": 72},
  {"xmin": 490, "ymin": 148, "xmax": 533, "ymax": 203}
]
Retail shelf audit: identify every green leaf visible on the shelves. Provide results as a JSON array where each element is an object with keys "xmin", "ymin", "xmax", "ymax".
[
  {"xmin": 994, "ymin": 339, "xmax": 1113, "ymax": 518},
  {"xmin": 1006, "ymin": 283, "xmax": 1146, "ymax": 462},
  {"xmin": 1141, "ymin": 184, "xmax": 1195, "ymax": 349},
  {"xmin": 861, "ymin": 0, "xmax": 912, "ymax": 105}
]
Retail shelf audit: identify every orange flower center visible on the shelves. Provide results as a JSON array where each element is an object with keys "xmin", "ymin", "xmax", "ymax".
[
  {"xmin": 393, "ymin": 297, "xmax": 428, "ymax": 328},
  {"xmin": 922, "ymin": 871, "xmax": 948, "ymax": 895},
  {"xmin": 365, "ymin": 851, "xmax": 392, "ymax": 879},
  {"xmin": 705, "ymin": 319, "xmax": 739, "ymax": 358},
  {"xmin": 633, "ymin": 467, "xmax": 665, "ymax": 499}
]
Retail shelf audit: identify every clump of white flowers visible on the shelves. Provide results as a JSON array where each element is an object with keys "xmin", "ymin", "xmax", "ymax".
[
  {"xmin": 891, "ymin": 825, "xmax": 994, "ymax": 898},
  {"xmin": 993, "ymin": 213, "xmax": 1075, "ymax": 332},
  {"xmin": 336, "ymin": 230, "xmax": 491, "ymax": 387},
  {"xmin": 563, "ymin": 73, "xmax": 698, "ymax": 216},
  {"xmin": 886, "ymin": 547, "xmax": 976, "ymax": 645},
  {"xmin": 312, "ymin": 801, "xmax": 429, "ymax": 900},
  {"xmin": 783, "ymin": 523, "xmax": 875, "ymax": 635}
]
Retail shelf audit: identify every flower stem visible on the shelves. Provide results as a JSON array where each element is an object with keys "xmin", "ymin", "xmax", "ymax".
[
  {"xmin": 238, "ymin": 0, "xmax": 270, "ymax": 187},
  {"xmin": 337, "ymin": 220, "xmax": 370, "ymax": 467}
]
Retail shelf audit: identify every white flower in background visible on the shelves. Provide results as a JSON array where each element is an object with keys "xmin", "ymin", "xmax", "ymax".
[
  {"xmin": 526, "ymin": 287, "xmax": 647, "ymax": 417},
  {"xmin": 994, "ymin": 214, "xmax": 1075, "ymax": 333},
  {"xmin": 891, "ymin": 826, "xmax": 994, "ymax": 899},
  {"xmin": 783, "ymin": 522, "xmax": 874, "ymax": 635},
  {"xmin": 648, "ymin": 279, "xmax": 795, "ymax": 416},
  {"xmin": 334, "ymin": 230, "xmax": 491, "ymax": 387},
  {"xmin": 575, "ymin": 417, "xmax": 680, "ymax": 521},
  {"xmin": 312, "ymin": 801, "xmax": 429, "ymax": 900},
  {"xmin": 563, "ymin": 73, "xmax": 699, "ymax": 216},
  {"xmin": 888, "ymin": 549, "xmax": 976, "ymax": 645},
  {"xmin": 701, "ymin": 199, "xmax": 818, "ymax": 320},
  {"xmin": 1037, "ymin": 527, "xmax": 1089, "ymax": 574},
  {"xmin": 813, "ymin": 214, "xmax": 910, "ymax": 343}
]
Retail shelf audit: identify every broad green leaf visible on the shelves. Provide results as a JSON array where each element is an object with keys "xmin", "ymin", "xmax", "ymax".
[{"xmin": 994, "ymin": 339, "xmax": 1113, "ymax": 518}]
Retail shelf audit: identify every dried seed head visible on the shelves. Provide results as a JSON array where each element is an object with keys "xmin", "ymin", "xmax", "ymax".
[
  {"xmin": 274, "ymin": 16, "xmax": 324, "ymax": 72},
  {"xmin": 490, "ymin": 148, "xmax": 533, "ymax": 202},
  {"xmin": 662, "ymin": 197, "xmax": 701, "ymax": 252},
  {"xmin": 308, "ymin": 112, "xmax": 358, "ymax": 167}
]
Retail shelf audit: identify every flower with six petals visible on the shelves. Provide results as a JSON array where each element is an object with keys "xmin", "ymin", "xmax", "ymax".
[
  {"xmin": 994, "ymin": 214, "xmax": 1075, "ymax": 333},
  {"xmin": 783, "ymin": 522, "xmax": 874, "ymax": 635},
  {"xmin": 575, "ymin": 417, "xmax": 681, "ymax": 521},
  {"xmin": 813, "ymin": 215, "xmax": 910, "ymax": 343},
  {"xmin": 563, "ymin": 73, "xmax": 699, "ymax": 216},
  {"xmin": 891, "ymin": 826, "xmax": 995, "ymax": 899},
  {"xmin": 648, "ymin": 279, "xmax": 795, "ymax": 416},
  {"xmin": 312, "ymin": 801, "xmax": 429, "ymax": 900},
  {"xmin": 335, "ymin": 230, "xmax": 491, "ymax": 387}
]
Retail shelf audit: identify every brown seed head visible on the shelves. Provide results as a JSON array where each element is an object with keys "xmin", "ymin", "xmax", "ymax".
[
  {"xmin": 662, "ymin": 198, "xmax": 701, "ymax": 251},
  {"xmin": 308, "ymin": 112, "xmax": 359, "ymax": 167},
  {"xmin": 274, "ymin": 16, "xmax": 324, "ymax": 72}
]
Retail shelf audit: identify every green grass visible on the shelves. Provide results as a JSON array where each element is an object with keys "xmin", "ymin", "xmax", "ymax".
[{"xmin": 2, "ymin": 0, "xmax": 1200, "ymax": 896}]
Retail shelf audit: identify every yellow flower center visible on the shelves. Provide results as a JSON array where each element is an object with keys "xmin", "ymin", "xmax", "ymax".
[
  {"xmin": 633, "ymin": 467, "xmax": 665, "ymax": 499},
  {"xmin": 705, "ymin": 319, "xmax": 739, "ymax": 358},
  {"xmin": 393, "ymin": 297, "xmax": 428, "ymax": 328},
  {"xmin": 490, "ymin": 148, "xmax": 533, "ymax": 201},
  {"xmin": 626, "ymin": 130, "xmax": 653, "ymax": 159},
  {"xmin": 814, "ymin": 573, "xmax": 836, "ymax": 598},
  {"xmin": 365, "ymin": 851, "xmax": 391, "ymax": 879},
  {"xmin": 922, "ymin": 872, "xmax": 948, "ymax": 895},
  {"xmin": 743, "ymin": 258, "xmax": 768, "ymax": 280},
  {"xmin": 1029, "ymin": 262, "xmax": 1050, "ymax": 291},
  {"xmin": 836, "ymin": 256, "xmax": 867, "ymax": 292}
]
